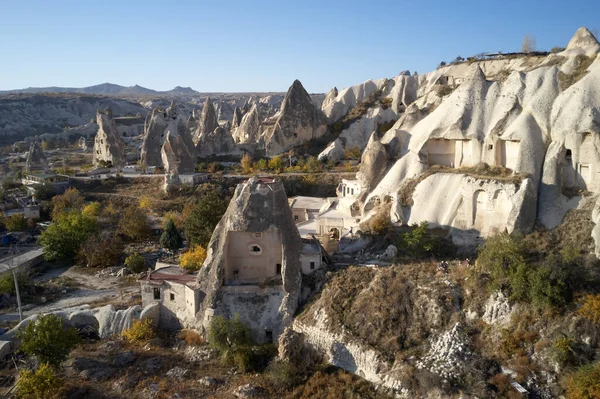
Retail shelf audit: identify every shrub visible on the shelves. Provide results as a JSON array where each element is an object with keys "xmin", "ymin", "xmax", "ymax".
[
  {"xmin": 268, "ymin": 156, "xmax": 285, "ymax": 173},
  {"xmin": 240, "ymin": 153, "xmax": 253, "ymax": 174},
  {"xmin": 563, "ymin": 362, "xmax": 600, "ymax": 399},
  {"xmin": 343, "ymin": 146, "xmax": 362, "ymax": 160},
  {"xmin": 179, "ymin": 329, "xmax": 204, "ymax": 346},
  {"xmin": 125, "ymin": 252, "xmax": 145, "ymax": 273},
  {"xmin": 160, "ymin": 219, "xmax": 183, "ymax": 251},
  {"xmin": 436, "ymin": 84, "xmax": 454, "ymax": 97},
  {"xmin": 15, "ymin": 363, "xmax": 61, "ymax": 399},
  {"xmin": 123, "ymin": 319, "xmax": 155, "ymax": 343},
  {"xmin": 50, "ymin": 187, "xmax": 84, "ymax": 219},
  {"xmin": 253, "ymin": 158, "xmax": 268, "ymax": 171},
  {"xmin": 180, "ymin": 245, "xmax": 206, "ymax": 272},
  {"xmin": 0, "ymin": 270, "xmax": 32, "ymax": 295},
  {"xmin": 79, "ymin": 232, "xmax": 123, "ymax": 268},
  {"xmin": 3, "ymin": 214, "xmax": 27, "ymax": 232},
  {"xmin": 553, "ymin": 336, "xmax": 577, "ymax": 367},
  {"xmin": 18, "ymin": 314, "xmax": 80, "ymax": 366},
  {"xmin": 401, "ymin": 222, "xmax": 435, "ymax": 258},
  {"xmin": 81, "ymin": 202, "xmax": 101, "ymax": 218},
  {"xmin": 578, "ymin": 294, "xmax": 600, "ymax": 325},
  {"xmin": 39, "ymin": 212, "xmax": 98, "ymax": 261},
  {"xmin": 208, "ymin": 315, "xmax": 255, "ymax": 370},
  {"xmin": 118, "ymin": 206, "xmax": 151, "ymax": 241},
  {"xmin": 477, "ymin": 232, "xmax": 527, "ymax": 291}
]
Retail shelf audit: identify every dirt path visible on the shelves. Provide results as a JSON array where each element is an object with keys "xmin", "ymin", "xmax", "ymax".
[{"xmin": 0, "ymin": 266, "xmax": 139, "ymax": 323}]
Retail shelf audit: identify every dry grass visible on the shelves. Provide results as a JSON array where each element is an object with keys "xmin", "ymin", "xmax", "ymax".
[
  {"xmin": 558, "ymin": 55, "xmax": 596, "ymax": 91},
  {"xmin": 179, "ymin": 329, "xmax": 205, "ymax": 346}
]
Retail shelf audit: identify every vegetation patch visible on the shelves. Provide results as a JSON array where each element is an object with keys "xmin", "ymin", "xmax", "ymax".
[{"xmin": 558, "ymin": 55, "xmax": 596, "ymax": 91}]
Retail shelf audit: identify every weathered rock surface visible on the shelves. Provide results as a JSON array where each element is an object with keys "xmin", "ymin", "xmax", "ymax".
[
  {"xmin": 264, "ymin": 80, "xmax": 328, "ymax": 156},
  {"xmin": 231, "ymin": 106, "xmax": 243, "ymax": 130},
  {"xmin": 25, "ymin": 141, "xmax": 48, "ymax": 172},
  {"xmin": 93, "ymin": 107, "xmax": 126, "ymax": 167},
  {"xmin": 560, "ymin": 26, "xmax": 600, "ymax": 56},
  {"xmin": 159, "ymin": 103, "xmax": 196, "ymax": 174},
  {"xmin": 196, "ymin": 177, "xmax": 302, "ymax": 342},
  {"xmin": 196, "ymin": 126, "xmax": 236, "ymax": 157},
  {"xmin": 193, "ymin": 98, "xmax": 219, "ymax": 146},
  {"xmin": 232, "ymin": 104, "xmax": 261, "ymax": 144}
]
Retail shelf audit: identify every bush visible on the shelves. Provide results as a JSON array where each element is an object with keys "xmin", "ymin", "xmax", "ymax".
[
  {"xmin": 18, "ymin": 314, "xmax": 80, "ymax": 366},
  {"xmin": 268, "ymin": 156, "xmax": 285, "ymax": 173},
  {"xmin": 160, "ymin": 219, "xmax": 183, "ymax": 251},
  {"xmin": 81, "ymin": 202, "xmax": 101, "ymax": 218},
  {"xmin": 123, "ymin": 319, "xmax": 155, "ymax": 343},
  {"xmin": 79, "ymin": 232, "xmax": 123, "ymax": 268},
  {"xmin": 180, "ymin": 245, "xmax": 207, "ymax": 272},
  {"xmin": 0, "ymin": 270, "xmax": 32, "ymax": 295},
  {"xmin": 578, "ymin": 294, "xmax": 600, "ymax": 325},
  {"xmin": 3, "ymin": 214, "xmax": 27, "ymax": 232},
  {"xmin": 401, "ymin": 222, "xmax": 435, "ymax": 258},
  {"xmin": 477, "ymin": 232, "xmax": 528, "ymax": 291},
  {"xmin": 125, "ymin": 252, "xmax": 145, "ymax": 273},
  {"xmin": 436, "ymin": 85, "xmax": 454, "ymax": 97},
  {"xmin": 343, "ymin": 146, "xmax": 362, "ymax": 160},
  {"xmin": 208, "ymin": 315, "xmax": 255, "ymax": 370},
  {"xmin": 179, "ymin": 329, "xmax": 204, "ymax": 346},
  {"xmin": 553, "ymin": 336, "xmax": 577, "ymax": 367},
  {"xmin": 118, "ymin": 206, "xmax": 151, "ymax": 241},
  {"xmin": 563, "ymin": 362, "xmax": 600, "ymax": 399},
  {"xmin": 240, "ymin": 153, "xmax": 253, "ymax": 174},
  {"xmin": 50, "ymin": 188, "xmax": 84, "ymax": 219},
  {"xmin": 16, "ymin": 363, "xmax": 61, "ymax": 399},
  {"xmin": 39, "ymin": 212, "xmax": 98, "ymax": 261}
]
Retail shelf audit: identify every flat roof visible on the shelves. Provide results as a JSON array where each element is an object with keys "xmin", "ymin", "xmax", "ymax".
[
  {"xmin": 289, "ymin": 196, "xmax": 329, "ymax": 211},
  {"xmin": 140, "ymin": 266, "xmax": 198, "ymax": 286},
  {"xmin": 27, "ymin": 172, "xmax": 57, "ymax": 179}
]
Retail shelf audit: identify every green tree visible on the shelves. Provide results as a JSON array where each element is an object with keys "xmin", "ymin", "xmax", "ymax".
[
  {"xmin": 18, "ymin": 314, "xmax": 80, "ymax": 366},
  {"xmin": 401, "ymin": 221, "xmax": 435, "ymax": 258},
  {"xmin": 477, "ymin": 232, "xmax": 528, "ymax": 291},
  {"xmin": 125, "ymin": 252, "xmax": 145, "ymax": 273},
  {"xmin": 160, "ymin": 219, "xmax": 182, "ymax": 251},
  {"xmin": 118, "ymin": 206, "xmax": 151, "ymax": 241},
  {"xmin": 39, "ymin": 212, "xmax": 98, "ymax": 261},
  {"xmin": 184, "ymin": 189, "xmax": 228, "ymax": 248},
  {"xmin": 2, "ymin": 214, "xmax": 27, "ymax": 231},
  {"xmin": 268, "ymin": 156, "xmax": 285, "ymax": 173}
]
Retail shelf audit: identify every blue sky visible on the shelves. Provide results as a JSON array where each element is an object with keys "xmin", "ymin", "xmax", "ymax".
[{"xmin": 0, "ymin": 0, "xmax": 597, "ymax": 93}]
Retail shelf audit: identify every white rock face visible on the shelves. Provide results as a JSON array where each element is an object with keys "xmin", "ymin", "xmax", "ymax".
[
  {"xmin": 482, "ymin": 292, "xmax": 513, "ymax": 326},
  {"xmin": 321, "ymin": 78, "xmax": 388, "ymax": 123},
  {"xmin": 232, "ymin": 104, "xmax": 261, "ymax": 144},
  {"xmin": 93, "ymin": 108, "xmax": 125, "ymax": 167},
  {"xmin": 560, "ymin": 27, "xmax": 600, "ymax": 57},
  {"xmin": 25, "ymin": 141, "xmax": 48, "ymax": 172},
  {"xmin": 160, "ymin": 104, "xmax": 196, "ymax": 174},
  {"xmin": 193, "ymin": 98, "xmax": 219, "ymax": 147},
  {"xmin": 318, "ymin": 105, "xmax": 396, "ymax": 162}
]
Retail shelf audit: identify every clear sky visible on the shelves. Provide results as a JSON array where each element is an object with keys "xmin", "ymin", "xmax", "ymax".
[{"xmin": 0, "ymin": 0, "xmax": 597, "ymax": 93}]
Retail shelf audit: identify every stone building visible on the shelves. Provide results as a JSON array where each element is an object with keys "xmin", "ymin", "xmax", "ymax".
[{"xmin": 195, "ymin": 177, "xmax": 303, "ymax": 343}]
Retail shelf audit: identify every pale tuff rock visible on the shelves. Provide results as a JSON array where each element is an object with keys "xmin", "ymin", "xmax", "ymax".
[
  {"xmin": 264, "ymin": 80, "xmax": 328, "ymax": 156},
  {"xmin": 193, "ymin": 98, "xmax": 219, "ymax": 146},
  {"xmin": 186, "ymin": 113, "xmax": 197, "ymax": 133},
  {"xmin": 25, "ymin": 141, "xmax": 48, "ymax": 172},
  {"xmin": 560, "ymin": 27, "xmax": 600, "ymax": 56},
  {"xmin": 141, "ymin": 107, "xmax": 170, "ymax": 167},
  {"xmin": 231, "ymin": 107, "xmax": 243, "ymax": 130},
  {"xmin": 232, "ymin": 104, "xmax": 261, "ymax": 144},
  {"xmin": 160, "ymin": 124, "xmax": 196, "ymax": 174},
  {"xmin": 387, "ymin": 73, "xmax": 419, "ymax": 113},
  {"xmin": 415, "ymin": 323, "xmax": 472, "ymax": 382},
  {"xmin": 321, "ymin": 78, "xmax": 388, "ymax": 123},
  {"xmin": 93, "ymin": 107, "xmax": 125, "ymax": 167},
  {"xmin": 318, "ymin": 105, "xmax": 396, "ymax": 162},
  {"xmin": 356, "ymin": 135, "xmax": 391, "ymax": 197},
  {"xmin": 321, "ymin": 87, "xmax": 338, "ymax": 110},
  {"xmin": 196, "ymin": 177, "xmax": 302, "ymax": 342},
  {"xmin": 196, "ymin": 126, "xmax": 236, "ymax": 157},
  {"xmin": 482, "ymin": 292, "xmax": 512, "ymax": 326}
]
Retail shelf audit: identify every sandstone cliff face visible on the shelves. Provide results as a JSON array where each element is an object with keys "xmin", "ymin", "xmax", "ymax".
[
  {"xmin": 264, "ymin": 80, "xmax": 328, "ymax": 156},
  {"xmin": 232, "ymin": 104, "xmax": 261, "ymax": 144},
  {"xmin": 93, "ymin": 108, "xmax": 126, "ymax": 167},
  {"xmin": 196, "ymin": 126, "xmax": 236, "ymax": 157},
  {"xmin": 196, "ymin": 177, "xmax": 302, "ymax": 342},
  {"xmin": 231, "ymin": 107, "xmax": 243, "ymax": 130},
  {"xmin": 193, "ymin": 98, "xmax": 219, "ymax": 146},
  {"xmin": 25, "ymin": 141, "xmax": 48, "ymax": 172},
  {"xmin": 141, "ymin": 107, "xmax": 170, "ymax": 167}
]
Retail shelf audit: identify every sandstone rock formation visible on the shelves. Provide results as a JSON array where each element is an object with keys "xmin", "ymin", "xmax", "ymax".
[
  {"xmin": 196, "ymin": 177, "xmax": 302, "ymax": 342},
  {"xmin": 160, "ymin": 104, "xmax": 197, "ymax": 174},
  {"xmin": 321, "ymin": 78, "xmax": 388, "ymax": 123},
  {"xmin": 264, "ymin": 80, "xmax": 328, "ymax": 156},
  {"xmin": 231, "ymin": 107, "xmax": 243, "ymax": 130},
  {"xmin": 561, "ymin": 26, "xmax": 600, "ymax": 56},
  {"xmin": 193, "ymin": 98, "xmax": 219, "ymax": 146},
  {"xmin": 232, "ymin": 104, "xmax": 261, "ymax": 144},
  {"xmin": 25, "ymin": 141, "xmax": 48, "ymax": 172},
  {"xmin": 93, "ymin": 107, "xmax": 126, "ymax": 167},
  {"xmin": 196, "ymin": 126, "xmax": 236, "ymax": 157}
]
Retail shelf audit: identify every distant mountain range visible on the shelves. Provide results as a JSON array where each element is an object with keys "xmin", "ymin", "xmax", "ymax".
[{"xmin": 0, "ymin": 83, "xmax": 200, "ymax": 96}]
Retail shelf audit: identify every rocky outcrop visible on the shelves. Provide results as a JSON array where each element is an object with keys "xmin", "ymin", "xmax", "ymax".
[
  {"xmin": 264, "ymin": 80, "xmax": 328, "ymax": 156},
  {"xmin": 193, "ymin": 98, "xmax": 219, "ymax": 146},
  {"xmin": 196, "ymin": 177, "xmax": 302, "ymax": 342},
  {"xmin": 196, "ymin": 126, "xmax": 236, "ymax": 157},
  {"xmin": 232, "ymin": 104, "xmax": 261, "ymax": 144},
  {"xmin": 160, "ymin": 104, "xmax": 196, "ymax": 174},
  {"xmin": 231, "ymin": 107, "xmax": 243, "ymax": 130},
  {"xmin": 25, "ymin": 141, "xmax": 48, "ymax": 172},
  {"xmin": 93, "ymin": 107, "xmax": 125, "ymax": 167},
  {"xmin": 560, "ymin": 26, "xmax": 600, "ymax": 56},
  {"xmin": 321, "ymin": 78, "xmax": 388, "ymax": 123}
]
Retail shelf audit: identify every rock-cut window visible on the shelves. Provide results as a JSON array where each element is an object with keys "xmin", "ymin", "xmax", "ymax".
[
  {"xmin": 249, "ymin": 245, "xmax": 262, "ymax": 255},
  {"xmin": 153, "ymin": 288, "xmax": 160, "ymax": 300}
]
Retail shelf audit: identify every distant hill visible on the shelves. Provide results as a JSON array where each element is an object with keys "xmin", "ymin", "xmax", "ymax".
[{"xmin": 0, "ymin": 83, "xmax": 200, "ymax": 96}]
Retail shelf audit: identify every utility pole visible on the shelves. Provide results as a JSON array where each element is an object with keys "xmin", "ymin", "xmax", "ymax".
[{"xmin": 9, "ymin": 245, "xmax": 23, "ymax": 322}]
